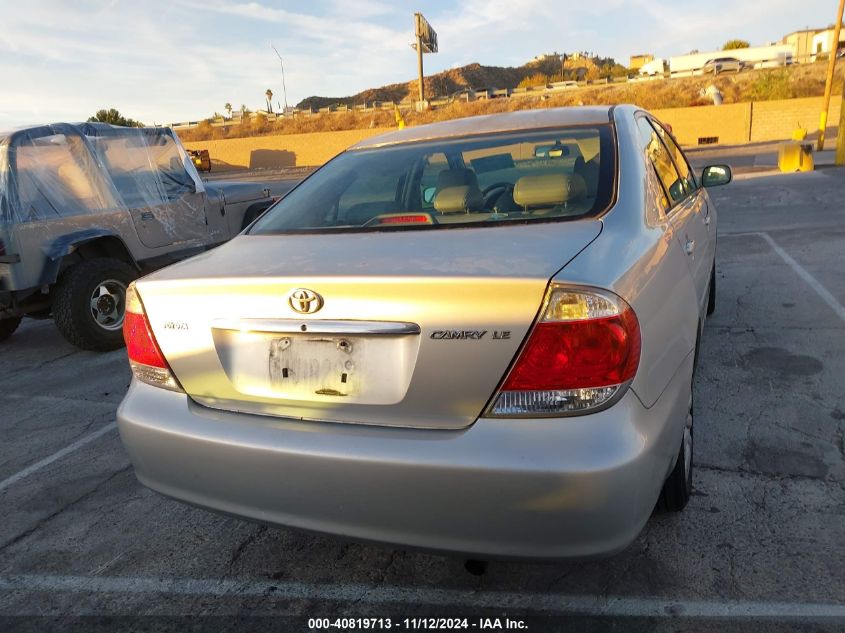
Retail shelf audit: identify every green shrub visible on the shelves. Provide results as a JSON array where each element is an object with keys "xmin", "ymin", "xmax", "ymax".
[{"xmin": 748, "ymin": 70, "xmax": 793, "ymax": 101}]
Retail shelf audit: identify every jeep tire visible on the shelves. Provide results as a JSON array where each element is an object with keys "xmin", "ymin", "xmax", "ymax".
[{"xmin": 53, "ymin": 258, "xmax": 137, "ymax": 351}]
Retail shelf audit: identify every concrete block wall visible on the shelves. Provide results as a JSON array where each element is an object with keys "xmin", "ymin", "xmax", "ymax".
[
  {"xmin": 183, "ymin": 128, "xmax": 391, "ymax": 171},
  {"xmin": 653, "ymin": 96, "xmax": 841, "ymax": 147},
  {"xmin": 183, "ymin": 97, "xmax": 844, "ymax": 171},
  {"xmin": 653, "ymin": 102, "xmax": 752, "ymax": 146},
  {"xmin": 749, "ymin": 96, "xmax": 841, "ymax": 142}
]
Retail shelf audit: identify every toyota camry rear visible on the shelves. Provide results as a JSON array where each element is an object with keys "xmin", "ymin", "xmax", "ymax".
[{"xmin": 117, "ymin": 106, "xmax": 720, "ymax": 559}]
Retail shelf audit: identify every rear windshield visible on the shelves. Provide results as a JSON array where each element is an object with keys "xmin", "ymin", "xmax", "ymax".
[{"xmin": 250, "ymin": 125, "xmax": 615, "ymax": 234}]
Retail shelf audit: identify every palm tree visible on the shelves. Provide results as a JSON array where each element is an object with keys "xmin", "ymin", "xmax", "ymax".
[
  {"xmin": 265, "ymin": 89, "xmax": 274, "ymax": 113},
  {"xmin": 224, "ymin": 102, "xmax": 232, "ymax": 119}
]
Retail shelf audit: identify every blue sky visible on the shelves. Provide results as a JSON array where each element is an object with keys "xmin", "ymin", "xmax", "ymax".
[{"xmin": 0, "ymin": 0, "xmax": 837, "ymax": 127}]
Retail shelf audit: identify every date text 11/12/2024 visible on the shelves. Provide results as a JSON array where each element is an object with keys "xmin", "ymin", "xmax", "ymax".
[{"xmin": 307, "ymin": 617, "xmax": 528, "ymax": 630}]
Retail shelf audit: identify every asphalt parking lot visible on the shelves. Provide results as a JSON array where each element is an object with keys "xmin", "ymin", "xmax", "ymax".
[{"xmin": 1, "ymin": 168, "xmax": 844, "ymax": 631}]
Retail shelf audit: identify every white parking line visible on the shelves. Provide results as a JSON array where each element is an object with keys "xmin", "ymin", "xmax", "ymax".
[
  {"xmin": 0, "ymin": 422, "xmax": 117, "ymax": 493},
  {"xmin": 722, "ymin": 231, "xmax": 845, "ymax": 324},
  {"xmin": 758, "ymin": 232, "xmax": 845, "ymax": 324},
  {"xmin": 0, "ymin": 573, "xmax": 843, "ymax": 618}
]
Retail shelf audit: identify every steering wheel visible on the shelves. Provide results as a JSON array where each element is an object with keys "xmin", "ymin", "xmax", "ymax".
[
  {"xmin": 481, "ymin": 182, "xmax": 514, "ymax": 197},
  {"xmin": 481, "ymin": 182, "xmax": 514, "ymax": 209}
]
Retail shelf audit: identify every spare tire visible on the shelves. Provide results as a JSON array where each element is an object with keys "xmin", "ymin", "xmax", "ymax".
[{"xmin": 53, "ymin": 258, "xmax": 137, "ymax": 351}]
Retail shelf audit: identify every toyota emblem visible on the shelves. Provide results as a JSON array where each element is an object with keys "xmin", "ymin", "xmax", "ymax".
[{"xmin": 288, "ymin": 288, "xmax": 324, "ymax": 314}]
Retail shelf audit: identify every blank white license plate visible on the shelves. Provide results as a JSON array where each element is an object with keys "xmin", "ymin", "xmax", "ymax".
[{"xmin": 268, "ymin": 335, "xmax": 362, "ymax": 398}]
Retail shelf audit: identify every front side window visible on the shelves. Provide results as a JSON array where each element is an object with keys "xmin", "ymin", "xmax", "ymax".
[
  {"xmin": 419, "ymin": 152, "xmax": 448, "ymax": 210},
  {"xmin": 91, "ymin": 131, "xmax": 194, "ymax": 207},
  {"xmin": 250, "ymin": 125, "xmax": 615, "ymax": 234}
]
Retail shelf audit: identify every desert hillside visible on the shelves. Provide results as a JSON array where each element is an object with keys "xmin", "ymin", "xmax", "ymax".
[{"xmin": 179, "ymin": 60, "xmax": 843, "ymax": 143}]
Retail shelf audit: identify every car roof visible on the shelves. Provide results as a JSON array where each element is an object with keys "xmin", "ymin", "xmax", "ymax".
[
  {"xmin": 0, "ymin": 122, "xmax": 174, "ymax": 146},
  {"xmin": 350, "ymin": 106, "xmax": 614, "ymax": 150}
]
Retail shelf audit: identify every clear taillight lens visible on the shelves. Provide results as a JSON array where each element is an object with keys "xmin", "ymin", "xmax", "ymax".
[
  {"xmin": 488, "ymin": 286, "xmax": 641, "ymax": 417},
  {"xmin": 123, "ymin": 284, "xmax": 183, "ymax": 392}
]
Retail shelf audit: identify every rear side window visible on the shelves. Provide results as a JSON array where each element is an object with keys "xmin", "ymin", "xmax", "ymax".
[
  {"xmin": 636, "ymin": 117, "xmax": 685, "ymax": 208},
  {"xmin": 14, "ymin": 134, "xmax": 120, "ymax": 219},
  {"xmin": 250, "ymin": 125, "xmax": 616, "ymax": 234},
  {"xmin": 653, "ymin": 123, "xmax": 697, "ymax": 192}
]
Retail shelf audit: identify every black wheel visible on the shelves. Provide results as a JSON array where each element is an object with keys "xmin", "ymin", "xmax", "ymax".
[
  {"xmin": 53, "ymin": 258, "xmax": 137, "ymax": 351},
  {"xmin": 657, "ymin": 391, "xmax": 693, "ymax": 512},
  {"xmin": 241, "ymin": 201, "xmax": 272, "ymax": 231},
  {"xmin": 707, "ymin": 265, "xmax": 716, "ymax": 316},
  {"xmin": 0, "ymin": 316, "xmax": 22, "ymax": 342}
]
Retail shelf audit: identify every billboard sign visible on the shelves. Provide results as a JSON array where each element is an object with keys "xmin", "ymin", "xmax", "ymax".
[{"xmin": 415, "ymin": 13, "xmax": 438, "ymax": 54}]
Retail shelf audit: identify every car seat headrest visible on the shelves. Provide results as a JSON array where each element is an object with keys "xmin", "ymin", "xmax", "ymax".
[
  {"xmin": 434, "ymin": 185, "xmax": 485, "ymax": 214},
  {"xmin": 513, "ymin": 173, "xmax": 587, "ymax": 208}
]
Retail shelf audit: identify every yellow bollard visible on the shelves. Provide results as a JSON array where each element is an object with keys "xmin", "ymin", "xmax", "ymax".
[
  {"xmin": 394, "ymin": 104, "xmax": 406, "ymax": 130},
  {"xmin": 778, "ymin": 142, "xmax": 814, "ymax": 173}
]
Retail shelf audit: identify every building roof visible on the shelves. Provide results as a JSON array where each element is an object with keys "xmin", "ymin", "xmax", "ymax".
[
  {"xmin": 783, "ymin": 28, "xmax": 824, "ymax": 37},
  {"xmin": 351, "ymin": 106, "xmax": 615, "ymax": 149}
]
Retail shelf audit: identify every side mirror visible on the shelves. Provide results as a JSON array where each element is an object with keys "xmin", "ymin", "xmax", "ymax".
[
  {"xmin": 701, "ymin": 164, "xmax": 732, "ymax": 187},
  {"xmin": 422, "ymin": 187, "xmax": 436, "ymax": 204}
]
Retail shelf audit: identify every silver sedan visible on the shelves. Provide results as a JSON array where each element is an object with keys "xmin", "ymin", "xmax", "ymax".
[{"xmin": 117, "ymin": 105, "xmax": 731, "ymax": 559}]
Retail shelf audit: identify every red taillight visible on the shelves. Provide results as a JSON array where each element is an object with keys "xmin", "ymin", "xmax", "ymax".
[
  {"xmin": 123, "ymin": 284, "xmax": 182, "ymax": 392},
  {"xmin": 490, "ymin": 287, "xmax": 641, "ymax": 417},
  {"xmin": 123, "ymin": 310, "xmax": 167, "ymax": 368},
  {"xmin": 503, "ymin": 312, "xmax": 640, "ymax": 390}
]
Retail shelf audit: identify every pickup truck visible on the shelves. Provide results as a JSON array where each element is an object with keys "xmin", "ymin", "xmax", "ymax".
[{"xmin": 0, "ymin": 122, "xmax": 276, "ymax": 350}]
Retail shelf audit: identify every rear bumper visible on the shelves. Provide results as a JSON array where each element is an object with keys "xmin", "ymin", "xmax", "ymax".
[{"xmin": 117, "ymin": 352, "xmax": 692, "ymax": 560}]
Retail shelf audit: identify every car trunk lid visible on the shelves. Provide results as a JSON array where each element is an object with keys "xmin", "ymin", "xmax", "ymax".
[{"xmin": 136, "ymin": 220, "xmax": 602, "ymax": 429}]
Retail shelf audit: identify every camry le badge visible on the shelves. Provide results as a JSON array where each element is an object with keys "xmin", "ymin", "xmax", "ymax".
[{"xmin": 289, "ymin": 288, "xmax": 324, "ymax": 314}]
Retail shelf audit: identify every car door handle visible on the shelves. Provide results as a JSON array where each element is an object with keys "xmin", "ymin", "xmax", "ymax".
[
  {"xmin": 140, "ymin": 211, "xmax": 155, "ymax": 221},
  {"xmin": 684, "ymin": 239, "xmax": 695, "ymax": 255},
  {"xmin": 704, "ymin": 214, "xmax": 711, "ymax": 226}
]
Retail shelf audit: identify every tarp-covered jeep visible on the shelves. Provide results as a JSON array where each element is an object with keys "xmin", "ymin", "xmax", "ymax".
[{"xmin": 0, "ymin": 123, "xmax": 275, "ymax": 350}]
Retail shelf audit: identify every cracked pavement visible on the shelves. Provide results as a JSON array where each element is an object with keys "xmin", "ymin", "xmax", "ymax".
[{"xmin": 0, "ymin": 169, "xmax": 844, "ymax": 629}]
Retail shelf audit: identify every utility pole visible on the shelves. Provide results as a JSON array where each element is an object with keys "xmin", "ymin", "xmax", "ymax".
[
  {"xmin": 837, "ymin": 86, "xmax": 845, "ymax": 165},
  {"xmin": 817, "ymin": 0, "xmax": 844, "ymax": 151},
  {"xmin": 416, "ymin": 31, "xmax": 425, "ymax": 103},
  {"xmin": 271, "ymin": 45, "xmax": 289, "ymax": 112},
  {"xmin": 412, "ymin": 13, "xmax": 437, "ymax": 108}
]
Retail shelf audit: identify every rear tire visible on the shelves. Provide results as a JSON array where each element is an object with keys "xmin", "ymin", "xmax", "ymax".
[
  {"xmin": 0, "ymin": 316, "xmax": 22, "ymax": 342},
  {"xmin": 53, "ymin": 258, "xmax": 136, "ymax": 351},
  {"xmin": 657, "ymin": 391, "xmax": 693, "ymax": 512},
  {"xmin": 707, "ymin": 265, "xmax": 716, "ymax": 315}
]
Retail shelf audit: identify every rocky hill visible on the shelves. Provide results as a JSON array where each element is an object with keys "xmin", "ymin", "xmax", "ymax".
[{"xmin": 295, "ymin": 57, "xmax": 609, "ymax": 110}]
